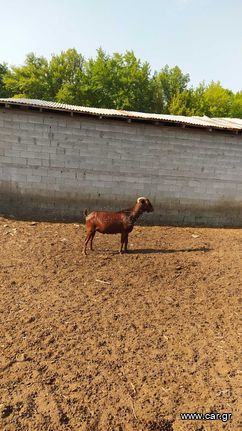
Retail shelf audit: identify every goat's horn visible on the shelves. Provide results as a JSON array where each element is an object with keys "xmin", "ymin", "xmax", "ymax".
[{"xmin": 137, "ymin": 196, "xmax": 147, "ymax": 202}]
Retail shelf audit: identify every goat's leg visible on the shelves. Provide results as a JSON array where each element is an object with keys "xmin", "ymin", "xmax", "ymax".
[
  {"xmin": 120, "ymin": 232, "xmax": 126, "ymax": 254},
  {"xmin": 124, "ymin": 234, "xmax": 129, "ymax": 253},
  {"xmin": 83, "ymin": 231, "xmax": 94, "ymax": 255},
  {"xmin": 90, "ymin": 231, "xmax": 96, "ymax": 251}
]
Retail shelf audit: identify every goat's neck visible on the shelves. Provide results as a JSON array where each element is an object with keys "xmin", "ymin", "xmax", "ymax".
[{"xmin": 130, "ymin": 203, "xmax": 143, "ymax": 222}]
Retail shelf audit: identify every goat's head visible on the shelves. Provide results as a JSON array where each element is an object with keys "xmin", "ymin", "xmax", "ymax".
[{"xmin": 137, "ymin": 197, "xmax": 154, "ymax": 213}]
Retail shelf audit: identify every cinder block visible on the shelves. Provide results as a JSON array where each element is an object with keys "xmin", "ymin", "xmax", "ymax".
[
  {"xmin": 42, "ymin": 159, "xmax": 51, "ymax": 167},
  {"xmin": 27, "ymin": 175, "xmax": 41, "ymax": 183},
  {"xmin": 7, "ymin": 156, "xmax": 27, "ymax": 165},
  {"xmin": 43, "ymin": 117, "xmax": 59, "ymax": 126},
  {"xmin": 65, "ymin": 160, "xmax": 80, "ymax": 169},
  {"xmin": 56, "ymin": 148, "xmax": 66, "ymax": 155},
  {"xmin": 47, "ymin": 169, "xmax": 65, "ymax": 178},
  {"xmin": 16, "ymin": 174, "xmax": 28, "ymax": 183},
  {"xmin": 20, "ymin": 122, "xmax": 36, "ymax": 131},
  {"xmin": 69, "ymin": 119, "xmax": 81, "ymax": 129},
  {"xmin": 57, "ymin": 118, "xmax": 67, "ymax": 127},
  {"xmin": 59, "ymin": 170, "xmax": 76, "ymax": 179},
  {"xmin": 41, "ymin": 176, "xmax": 56, "ymax": 184},
  {"xmin": 27, "ymin": 115, "xmax": 44, "ymax": 124},
  {"xmin": 50, "ymin": 160, "xmax": 65, "ymax": 168},
  {"xmin": 64, "ymin": 147, "xmax": 80, "ymax": 156},
  {"xmin": 27, "ymin": 158, "xmax": 42, "ymax": 167}
]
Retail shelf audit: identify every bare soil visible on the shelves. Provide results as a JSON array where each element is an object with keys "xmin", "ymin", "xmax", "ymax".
[{"xmin": 0, "ymin": 218, "xmax": 241, "ymax": 431}]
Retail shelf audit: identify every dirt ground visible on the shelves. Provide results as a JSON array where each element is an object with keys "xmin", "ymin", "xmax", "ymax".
[{"xmin": 0, "ymin": 217, "xmax": 241, "ymax": 431}]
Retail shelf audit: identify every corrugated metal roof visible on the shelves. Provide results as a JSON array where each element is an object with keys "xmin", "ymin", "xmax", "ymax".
[{"xmin": 0, "ymin": 97, "xmax": 242, "ymax": 132}]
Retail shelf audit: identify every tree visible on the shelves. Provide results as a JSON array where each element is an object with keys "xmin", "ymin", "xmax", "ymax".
[
  {"xmin": 116, "ymin": 50, "xmax": 153, "ymax": 112},
  {"xmin": 3, "ymin": 53, "xmax": 50, "ymax": 99},
  {"xmin": 48, "ymin": 49, "xmax": 85, "ymax": 104},
  {"xmin": 230, "ymin": 91, "xmax": 242, "ymax": 118},
  {"xmin": 0, "ymin": 63, "xmax": 10, "ymax": 97},
  {"xmin": 152, "ymin": 65, "xmax": 190, "ymax": 113},
  {"xmin": 169, "ymin": 82, "xmax": 208, "ymax": 116},
  {"xmin": 81, "ymin": 48, "xmax": 118, "ymax": 108},
  {"xmin": 202, "ymin": 81, "xmax": 233, "ymax": 117},
  {"xmin": 82, "ymin": 48, "xmax": 153, "ymax": 111},
  {"xmin": 168, "ymin": 90, "xmax": 194, "ymax": 116},
  {"xmin": 3, "ymin": 50, "xmax": 86, "ymax": 104}
]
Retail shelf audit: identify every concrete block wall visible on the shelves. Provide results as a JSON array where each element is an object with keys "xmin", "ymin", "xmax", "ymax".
[{"xmin": 1, "ymin": 106, "xmax": 242, "ymax": 226}]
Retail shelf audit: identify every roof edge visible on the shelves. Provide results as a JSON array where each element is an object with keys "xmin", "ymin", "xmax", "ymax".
[{"xmin": 0, "ymin": 98, "xmax": 242, "ymax": 132}]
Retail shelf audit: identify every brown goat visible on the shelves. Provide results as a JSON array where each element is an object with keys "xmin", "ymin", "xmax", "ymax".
[{"xmin": 83, "ymin": 197, "xmax": 154, "ymax": 255}]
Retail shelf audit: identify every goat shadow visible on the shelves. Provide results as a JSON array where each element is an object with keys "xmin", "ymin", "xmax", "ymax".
[
  {"xmin": 98, "ymin": 246, "xmax": 212, "ymax": 255},
  {"xmin": 125, "ymin": 246, "xmax": 211, "ymax": 254}
]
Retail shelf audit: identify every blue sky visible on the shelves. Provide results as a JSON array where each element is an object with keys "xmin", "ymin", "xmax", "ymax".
[{"xmin": 1, "ymin": 0, "xmax": 242, "ymax": 92}]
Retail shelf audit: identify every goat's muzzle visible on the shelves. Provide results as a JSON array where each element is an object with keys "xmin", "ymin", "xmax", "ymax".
[{"xmin": 147, "ymin": 204, "xmax": 154, "ymax": 213}]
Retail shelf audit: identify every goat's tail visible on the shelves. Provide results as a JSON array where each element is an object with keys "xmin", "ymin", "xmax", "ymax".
[{"xmin": 83, "ymin": 208, "xmax": 88, "ymax": 219}]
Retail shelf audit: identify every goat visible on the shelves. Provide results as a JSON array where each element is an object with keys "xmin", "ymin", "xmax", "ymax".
[{"xmin": 83, "ymin": 197, "xmax": 153, "ymax": 255}]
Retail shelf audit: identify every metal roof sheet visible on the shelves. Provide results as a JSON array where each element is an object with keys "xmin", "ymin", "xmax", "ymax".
[{"xmin": 0, "ymin": 98, "xmax": 242, "ymax": 132}]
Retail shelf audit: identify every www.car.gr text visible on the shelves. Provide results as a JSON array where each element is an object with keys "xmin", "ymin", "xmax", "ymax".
[{"xmin": 180, "ymin": 412, "xmax": 232, "ymax": 422}]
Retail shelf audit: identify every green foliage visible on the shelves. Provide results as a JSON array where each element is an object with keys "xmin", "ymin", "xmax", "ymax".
[
  {"xmin": 81, "ymin": 48, "xmax": 153, "ymax": 111},
  {"xmin": 152, "ymin": 65, "xmax": 190, "ymax": 113},
  {"xmin": 168, "ymin": 90, "xmax": 194, "ymax": 116},
  {"xmin": 169, "ymin": 82, "xmax": 207, "ymax": 116},
  {"xmin": 230, "ymin": 91, "xmax": 242, "ymax": 118},
  {"xmin": 202, "ymin": 81, "xmax": 233, "ymax": 117},
  {"xmin": 2, "ymin": 49, "xmax": 242, "ymax": 118},
  {"xmin": 0, "ymin": 63, "xmax": 10, "ymax": 97},
  {"xmin": 48, "ymin": 49, "xmax": 85, "ymax": 104},
  {"xmin": 4, "ymin": 53, "xmax": 50, "ymax": 99}
]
